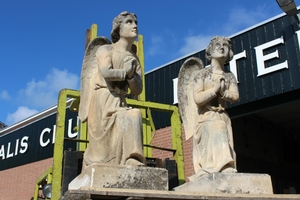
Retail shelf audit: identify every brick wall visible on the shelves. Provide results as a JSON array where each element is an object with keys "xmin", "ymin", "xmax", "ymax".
[
  {"xmin": 152, "ymin": 127, "xmax": 173, "ymax": 159},
  {"xmin": 0, "ymin": 158, "xmax": 53, "ymax": 200},
  {"xmin": 181, "ymin": 126, "xmax": 194, "ymax": 181},
  {"xmin": 152, "ymin": 125, "xmax": 194, "ymax": 182}
]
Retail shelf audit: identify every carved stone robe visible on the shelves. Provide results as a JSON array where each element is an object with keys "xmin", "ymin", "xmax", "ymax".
[
  {"xmin": 80, "ymin": 44, "xmax": 145, "ymax": 169},
  {"xmin": 191, "ymin": 65, "xmax": 239, "ymax": 180}
]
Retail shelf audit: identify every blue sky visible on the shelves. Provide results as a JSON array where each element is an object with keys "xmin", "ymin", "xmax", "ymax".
[{"xmin": 0, "ymin": 0, "xmax": 299, "ymax": 126}]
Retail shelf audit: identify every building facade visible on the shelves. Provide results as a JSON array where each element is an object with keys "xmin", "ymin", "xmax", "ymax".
[{"xmin": 1, "ymin": 11, "xmax": 300, "ymax": 199}]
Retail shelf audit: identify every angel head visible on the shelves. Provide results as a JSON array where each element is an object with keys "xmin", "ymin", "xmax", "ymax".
[
  {"xmin": 205, "ymin": 36, "xmax": 234, "ymax": 64},
  {"xmin": 111, "ymin": 11, "xmax": 138, "ymax": 43}
]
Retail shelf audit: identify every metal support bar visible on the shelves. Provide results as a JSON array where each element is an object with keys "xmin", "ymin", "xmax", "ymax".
[
  {"xmin": 78, "ymin": 121, "xmax": 88, "ymax": 151},
  {"xmin": 33, "ymin": 166, "xmax": 53, "ymax": 200},
  {"xmin": 127, "ymin": 99, "xmax": 185, "ymax": 184},
  {"xmin": 42, "ymin": 88, "xmax": 184, "ymax": 200},
  {"xmin": 64, "ymin": 138, "xmax": 89, "ymax": 143},
  {"xmin": 134, "ymin": 35, "xmax": 151, "ymax": 157},
  {"xmin": 147, "ymin": 108, "xmax": 156, "ymax": 145},
  {"xmin": 143, "ymin": 144, "xmax": 176, "ymax": 153},
  {"xmin": 52, "ymin": 89, "xmax": 80, "ymax": 200},
  {"xmin": 170, "ymin": 107, "xmax": 185, "ymax": 185}
]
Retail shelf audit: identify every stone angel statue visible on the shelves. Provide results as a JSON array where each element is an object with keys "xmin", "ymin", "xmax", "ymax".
[
  {"xmin": 178, "ymin": 36, "xmax": 239, "ymax": 181},
  {"xmin": 78, "ymin": 11, "xmax": 146, "ymax": 171}
]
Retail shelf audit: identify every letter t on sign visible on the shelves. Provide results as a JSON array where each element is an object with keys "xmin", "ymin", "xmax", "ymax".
[
  {"xmin": 255, "ymin": 36, "xmax": 288, "ymax": 77},
  {"xmin": 229, "ymin": 50, "xmax": 246, "ymax": 83}
]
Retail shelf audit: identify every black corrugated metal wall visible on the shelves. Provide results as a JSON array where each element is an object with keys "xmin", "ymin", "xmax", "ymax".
[{"xmin": 145, "ymin": 14, "xmax": 300, "ymax": 129}]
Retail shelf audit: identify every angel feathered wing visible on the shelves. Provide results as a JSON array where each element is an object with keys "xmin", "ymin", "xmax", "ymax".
[
  {"xmin": 177, "ymin": 57, "xmax": 204, "ymax": 140},
  {"xmin": 78, "ymin": 36, "xmax": 111, "ymax": 122}
]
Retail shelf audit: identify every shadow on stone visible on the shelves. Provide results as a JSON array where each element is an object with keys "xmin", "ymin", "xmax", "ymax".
[
  {"xmin": 174, "ymin": 172, "xmax": 273, "ymax": 194},
  {"xmin": 69, "ymin": 163, "xmax": 169, "ymax": 191}
]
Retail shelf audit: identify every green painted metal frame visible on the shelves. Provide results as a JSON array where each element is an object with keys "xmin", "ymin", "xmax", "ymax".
[
  {"xmin": 52, "ymin": 89, "xmax": 81, "ymax": 200},
  {"xmin": 127, "ymin": 99, "xmax": 185, "ymax": 185},
  {"xmin": 50, "ymin": 89, "xmax": 185, "ymax": 199},
  {"xmin": 33, "ymin": 166, "xmax": 53, "ymax": 200},
  {"xmin": 134, "ymin": 35, "xmax": 152, "ymax": 157}
]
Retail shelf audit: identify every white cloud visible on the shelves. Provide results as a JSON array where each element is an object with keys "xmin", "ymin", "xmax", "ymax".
[
  {"xmin": 4, "ymin": 68, "xmax": 79, "ymax": 125},
  {"xmin": 178, "ymin": 35, "xmax": 213, "ymax": 56},
  {"xmin": 6, "ymin": 106, "xmax": 38, "ymax": 125},
  {"xmin": 223, "ymin": 6, "xmax": 270, "ymax": 36},
  {"xmin": 148, "ymin": 35, "xmax": 164, "ymax": 56},
  {"xmin": 19, "ymin": 68, "xmax": 79, "ymax": 109},
  {"xmin": 147, "ymin": 29, "xmax": 177, "ymax": 57},
  {"xmin": 0, "ymin": 90, "xmax": 10, "ymax": 100},
  {"xmin": 178, "ymin": 5, "xmax": 271, "ymax": 58}
]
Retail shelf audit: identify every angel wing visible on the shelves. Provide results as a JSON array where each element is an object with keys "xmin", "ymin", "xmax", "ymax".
[
  {"xmin": 78, "ymin": 36, "xmax": 111, "ymax": 122},
  {"xmin": 177, "ymin": 57, "xmax": 204, "ymax": 140}
]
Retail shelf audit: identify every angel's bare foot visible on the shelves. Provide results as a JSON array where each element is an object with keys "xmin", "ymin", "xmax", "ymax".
[
  {"xmin": 126, "ymin": 158, "xmax": 144, "ymax": 166},
  {"xmin": 221, "ymin": 167, "xmax": 237, "ymax": 173}
]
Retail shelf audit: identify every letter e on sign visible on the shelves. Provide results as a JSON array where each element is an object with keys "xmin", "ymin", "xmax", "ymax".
[{"xmin": 255, "ymin": 36, "xmax": 288, "ymax": 77}]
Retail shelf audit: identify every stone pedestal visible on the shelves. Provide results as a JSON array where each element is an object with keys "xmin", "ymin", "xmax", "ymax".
[
  {"xmin": 174, "ymin": 173, "xmax": 273, "ymax": 194},
  {"xmin": 68, "ymin": 163, "xmax": 168, "ymax": 191}
]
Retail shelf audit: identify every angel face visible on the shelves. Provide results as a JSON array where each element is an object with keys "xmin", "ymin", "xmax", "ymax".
[
  {"xmin": 210, "ymin": 39, "xmax": 230, "ymax": 62},
  {"xmin": 119, "ymin": 15, "xmax": 138, "ymax": 40}
]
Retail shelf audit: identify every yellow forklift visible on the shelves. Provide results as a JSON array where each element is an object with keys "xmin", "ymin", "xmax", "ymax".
[{"xmin": 33, "ymin": 24, "xmax": 185, "ymax": 200}]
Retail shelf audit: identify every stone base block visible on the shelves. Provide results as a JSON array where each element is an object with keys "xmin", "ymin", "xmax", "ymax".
[
  {"xmin": 174, "ymin": 173, "xmax": 273, "ymax": 194},
  {"xmin": 68, "ymin": 163, "xmax": 168, "ymax": 191}
]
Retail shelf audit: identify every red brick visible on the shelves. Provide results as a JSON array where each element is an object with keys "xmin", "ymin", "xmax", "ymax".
[{"xmin": 0, "ymin": 158, "xmax": 53, "ymax": 200}]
